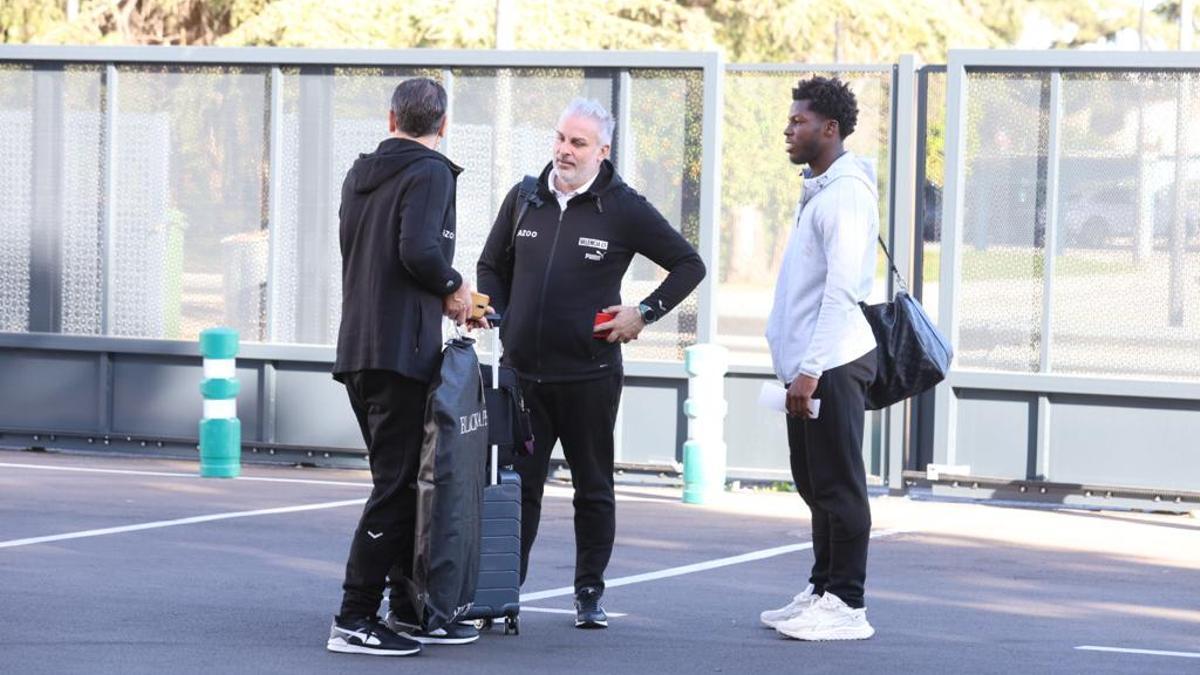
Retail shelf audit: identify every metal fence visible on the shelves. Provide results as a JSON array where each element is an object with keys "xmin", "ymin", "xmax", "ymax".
[
  {"xmin": 2, "ymin": 45, "xmax": 1195, "ymax": 505},
  {"xmin": 0, "ymin": 46, "xmax": 744, "ymax": 476},
  {"xmin": 715, "ymin": 62, "xmax": 906, "ymax": 482},
  {"xmin": 933, "ymin": 50, "xmax": 1200, "ymax": 505},
  {"xmin": 0, "ymin": 47, "xmax": 717, "ymax": 357},
  {"xmin": 0, "ymin": 46, "xmax": 723, "ymax": 471},
  {"xmin": 716, "ymin": 63, "xmax": 895, "ymax": 368}
]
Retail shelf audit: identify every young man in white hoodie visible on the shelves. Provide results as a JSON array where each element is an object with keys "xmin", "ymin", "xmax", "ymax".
[{"xmin": 761, "ymin": 76, "xmax": 879, "ymax": 641}]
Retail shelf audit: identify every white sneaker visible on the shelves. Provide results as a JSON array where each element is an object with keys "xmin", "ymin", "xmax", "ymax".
[
  {"xmin": 776, "ymin": 591, "xmax": 874, "ymax": 641},
  {"xmin": 759, "ymin": 584, "xmax": 819, "ymax": 628}
]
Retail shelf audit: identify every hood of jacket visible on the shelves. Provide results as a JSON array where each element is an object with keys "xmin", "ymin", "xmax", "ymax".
[
  {"xmin": 351, "ymin": 137, "xmax": 463, "ymax": 194},
  {"xmin": 800, "ymin": 151, "xmax": 878, "ymax": 208}
]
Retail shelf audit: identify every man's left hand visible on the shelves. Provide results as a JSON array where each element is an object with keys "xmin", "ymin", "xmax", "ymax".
[
  {"xmin": 595, "ymin": 305, "xmax": 646, "ymax": 344},
  {"xmin": 786, "ymin": 375, "xmax": 819, "ymax": 418},
  {"xmin": 465, "ymin": 305, "xmax": 494, "ymax": 331}
]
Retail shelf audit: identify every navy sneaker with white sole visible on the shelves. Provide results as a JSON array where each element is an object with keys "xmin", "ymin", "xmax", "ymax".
[{"xmin": 574, "ymin": 586, "xmax": 608, "ymax": 629}]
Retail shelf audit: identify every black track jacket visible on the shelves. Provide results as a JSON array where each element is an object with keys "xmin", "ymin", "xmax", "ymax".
[
  {"xmin": 477, "ymin": 160, "xmax": 706, "ymax": 383},
  {"xmin": 333, "ymin": 138, "xmax": 464, "ymax": 384}
]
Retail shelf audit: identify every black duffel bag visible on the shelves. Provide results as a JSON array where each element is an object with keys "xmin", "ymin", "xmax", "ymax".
[
  {"xmin": 859, "ymin": 235, "xmax": 953, "ymax": 411},
  {"xmin": 405, "ymin": 336, "xmax": 488, "ymax": 631},
  {"xmin": 479, "ymin": 315, "xmax": 534, "ymax": 466},
  {"xmin": 483, "ymin": 365, "xmax": 535, "ymax": 466}
]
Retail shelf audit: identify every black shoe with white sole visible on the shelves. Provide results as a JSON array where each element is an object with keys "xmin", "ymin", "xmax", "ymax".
[
  {"xmin": 326, "ymin": 616, "xmax": 422, "ymax": 657},
  {"xmin": 385, "ymin": 611, "xmax": 480, "ymax": 645},
  {"xmin": 574, "ymin": 586, "xmax": 608, "ymax": 629}
]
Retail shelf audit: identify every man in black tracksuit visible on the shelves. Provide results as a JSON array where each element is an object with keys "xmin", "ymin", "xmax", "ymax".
[
  {"xmin": 326, "ymin": 78, "xmax": 480, "ymax": 657},
  {"xmin": 476, "ymin": 98, "xmax": 706, "ymax": 629}
]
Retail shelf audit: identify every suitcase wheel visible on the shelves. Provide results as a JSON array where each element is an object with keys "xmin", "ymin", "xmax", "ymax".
[
  {"xmin": 504, "ymin": 615, "xmax": 519, "ymax": 636},
  {"xmin": 473, "ymin": 618, "xmax": 493, "ymax": 631}
]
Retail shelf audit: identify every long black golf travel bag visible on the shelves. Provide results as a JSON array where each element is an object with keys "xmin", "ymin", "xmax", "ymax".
[
  {"xmin": 460, "ymin": 327, "xmax": 532, "ymax": 635},
  {"xmin": 405, "ymin": 336, "xmax": 488, "ymax": 632}
]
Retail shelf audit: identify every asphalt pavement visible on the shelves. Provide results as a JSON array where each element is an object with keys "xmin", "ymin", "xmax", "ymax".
[{"xmin": 2, "ymin": 449, "xmax": 1198, "ymax": 674}]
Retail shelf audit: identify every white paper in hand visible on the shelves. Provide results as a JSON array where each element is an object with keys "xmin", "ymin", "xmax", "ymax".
[
  {"xmin": 758, "ymin": 382, "xmax": 788, "ymax": 413},
  {"xmin": 758, "ymin": 382, "xmax": 820, "ymax": 418}
]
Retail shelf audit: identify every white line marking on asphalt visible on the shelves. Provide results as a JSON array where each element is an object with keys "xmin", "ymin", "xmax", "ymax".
[
  {"xmin": 520, "ymin": 528, "xmax": 911, "ymax": 602},
  {"xmin": 543, "ymin": 485, "xmax": 663, "ymax": 503},
  {"xmin": 0, "ymin": 462, "xmax": 658, "ymax": 501},
  {"xmin": 0, "ymin": 498, "xmax": 365, "ymax": 549},
  {"xmin": 0, "ymin": 462, "xmax": 370, "ymax": 487},
  {"xmin": 1, "ymin": 462, "xmax": 197, "ymax": 479},
  {"xmin": 1075, "ymin": 646, "xmax": 1200, "ymax": 659},
  {"xmin": 521, "ymin": 606, "xmax": 629, "ymax": 618}
]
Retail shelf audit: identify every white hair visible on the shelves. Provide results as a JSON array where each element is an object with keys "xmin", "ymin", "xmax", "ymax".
[{"xmin": 557, "ymin": 97, "xmax": 615, "ymax": 146}]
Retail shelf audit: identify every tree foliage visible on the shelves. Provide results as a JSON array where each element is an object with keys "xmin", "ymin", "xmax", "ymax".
[
  {"xmin": 218, "ymin": 0, "xmax": 716, "ymax": 50},
  {"xmin": 5, "ymin": 0, "xmax": 1184, "ymax": 59},
  {"xmin": 1, "ymin": 0, "xmax": 66, "ymax": 43},
  {"xmin": 705, "ymin": 0, "xmax": 1002, "ymax": 63},
  {"xmin": 5, "ymin": 1, "xmax": 268, "ymax": 45}
]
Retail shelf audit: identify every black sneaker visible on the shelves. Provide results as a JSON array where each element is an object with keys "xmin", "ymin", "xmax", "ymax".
[
  {"xmin": 574, "ymin": 586, "xmax": 608, "ymax": 629},
  {"xmin": 326, "ymin": 615, "xmax": 421, "ymax": 657},
  {"xmin": 385, "ymin": 611, "xmax": 480, "ymax": 645}
]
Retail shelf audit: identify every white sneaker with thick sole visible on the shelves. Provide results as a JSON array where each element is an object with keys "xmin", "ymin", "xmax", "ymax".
[
  {"xmin": 759, "ymin": 584, "xmax": 819, "ymax": 628},
  {"xmin": 776, "ymin": 591, "xmax": 874, "ymax": 641}
]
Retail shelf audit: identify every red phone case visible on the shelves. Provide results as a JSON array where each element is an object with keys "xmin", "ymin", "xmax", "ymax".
[{"xmin": 593, "ymin": 311, "xmax": 615, "ymax": 339}]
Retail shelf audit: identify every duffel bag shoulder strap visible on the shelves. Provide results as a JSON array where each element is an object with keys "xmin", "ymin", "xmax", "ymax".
[{"xmin": 875, "ymin": 234, "xmax": 909, "ymax": 295}]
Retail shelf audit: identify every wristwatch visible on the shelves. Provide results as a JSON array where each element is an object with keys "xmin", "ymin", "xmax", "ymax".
[{"xmin": 637, "ymin": 302, "xmax": 659, "ymax": 324}]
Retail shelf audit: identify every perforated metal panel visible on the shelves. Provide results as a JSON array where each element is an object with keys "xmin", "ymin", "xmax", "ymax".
[
  {"xmin": 265, "ymin": 66, "xmax": 320, "ymax": 345},
  {"xmin": 269, "ymin": 67, "xmax": 432, "ymax": 346},
  {"xmin": 447, "ymin": 121, "xmax": 496, "ymax": 292},
  {"xmin": 109, "ymin": 109, "xmax": 173, "ymax": 338},
  {"xmin": 451, "ymin": 68, "xmax": 612, "ymax": 353},
  {"xmin": 1050, "ymin": 71, "xmax": 1200, "ymax": 379},
  {"xmin": 270, "ymin": 106, "xmax": 301, "ymax": 343},
  {"xmin": 0, "ymin": 66, "xmax": 33, "ymax": 333},
  {"xmin": 954, "ymin": 69, "xmax": 1200, "ymax": 381},
  {"xmin": 957, "ymin": 72, "xmax": 1048, "ymax": 373},
  {"xmin": 919, "ymin": 69, "xmax": 947, "ymax": 324},
  {"xmin": 111, "ymin": 66, "xmax": 269, "ymax": 342},
  {"xmin": 717, "ymin": 69, "xmax": 893, "ymax": 367},
  {"xmin": 60, "ymin": 68, "xmax": 105, "ymax": 336},
  {"xmin": 622, "ymin": 69, "xmax": 705, "ymax": 362},
  {"xmin": 2, "ymin": 58, "xmax": 708, "ymax": 363}
]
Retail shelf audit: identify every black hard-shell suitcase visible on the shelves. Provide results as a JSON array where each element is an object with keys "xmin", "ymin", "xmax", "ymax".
[{"xmin": 460, "ymin": 328, "xmax": 524, "ymax": 635}]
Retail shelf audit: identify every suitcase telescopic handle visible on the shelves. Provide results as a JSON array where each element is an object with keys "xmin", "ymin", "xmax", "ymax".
[{"xmin": 490, "ymin": 328, "xmax": 501, "ymax": 487}]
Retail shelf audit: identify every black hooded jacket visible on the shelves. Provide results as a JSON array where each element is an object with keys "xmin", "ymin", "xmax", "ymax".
[
  {"xmin": 477, "ymin": 160, "xmax": 706, "ymax": 383},
  {"xmin": 333, "ymin": 137, "xmax": 463, "ymax": 384}
]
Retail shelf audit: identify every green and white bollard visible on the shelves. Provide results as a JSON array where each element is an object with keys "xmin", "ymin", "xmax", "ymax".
[
  {"xmin": 681, "ymin": 344, "xmax": 729, "ymax": 504},
  {"xmin": 199, "ymin": 327, "xmax": 241, "ymax": 478}
]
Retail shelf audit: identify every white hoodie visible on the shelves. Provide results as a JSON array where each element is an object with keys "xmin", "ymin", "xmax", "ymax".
[{"xmin": 766, "ymin": 151, "xmax": 879, "ymax": 384}]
